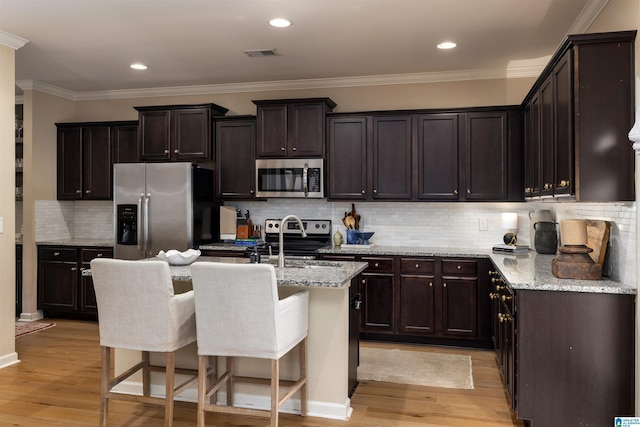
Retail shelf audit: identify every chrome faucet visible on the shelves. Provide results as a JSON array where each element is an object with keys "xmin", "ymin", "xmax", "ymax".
[{"xmin": 278, "ymin": 215, "xmax": 307, "ymax": 267}]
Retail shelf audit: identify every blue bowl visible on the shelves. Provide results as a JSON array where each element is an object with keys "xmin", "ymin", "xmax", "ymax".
[{"xmin": 346, "ymin": 230, "xmax": 375, "ymax": 245}]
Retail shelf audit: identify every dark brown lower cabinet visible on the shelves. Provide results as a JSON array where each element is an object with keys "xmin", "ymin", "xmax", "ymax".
[
  {"xmin": 515, "ymin": 290, "xmax": 635, "ymax": 427},
  {"xmin": 16, "ymin": 244, "xmax": 22, "ymax": 317},
  {"xmin": 38, "ymin": 245, "xmax": 112, "ymax": 320},
  {"xmin": 320, "ymin": 253, "xmax": 492, "ymax": 347}
]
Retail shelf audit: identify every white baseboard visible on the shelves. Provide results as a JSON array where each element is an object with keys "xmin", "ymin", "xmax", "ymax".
[
  {"xmin": 0, "ymin": 352, "xmax": 20, "ymax": 370},
  {"xmin": 19, "ymin": 311, "xmax": 44, "ymax": 321},
  {"xmin": 114, "ymin": 380, "xmax": 352, "ymax": 420}
]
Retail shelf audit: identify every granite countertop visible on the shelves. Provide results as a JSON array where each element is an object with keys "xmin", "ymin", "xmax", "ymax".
[
  {"xmin": 84, "ymin": 256, "xmax": 368, "ymax": 289},
  {"xmin": 199, "ymin": 243, "xmax": 253, "ymax": 252},
  {"xmin": 319, "ymin": 245, "xmax": 491, "ymax": 258},
  {"xmin": 489, "ymin": 251, "xmax": 636, "ymax": 295},
  {"xmin": 37, "ymin": 238, "xmax": 114, "ymax": 247}
]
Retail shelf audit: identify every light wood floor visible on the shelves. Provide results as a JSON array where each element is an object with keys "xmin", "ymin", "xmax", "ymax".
[{"xmin": 0, "ymin": 319, "xmax": 524, "ymax": 426}]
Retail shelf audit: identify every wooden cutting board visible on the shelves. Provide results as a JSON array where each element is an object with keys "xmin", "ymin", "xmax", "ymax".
[{"xmin": 586, "ymin": 220, "xmax": 610, "ymax": 266}]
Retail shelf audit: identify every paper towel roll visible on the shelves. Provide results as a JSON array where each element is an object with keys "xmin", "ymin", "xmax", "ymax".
[{"xmin": 560, "ymin": 219, "xmax": 587, "ymax": 245}]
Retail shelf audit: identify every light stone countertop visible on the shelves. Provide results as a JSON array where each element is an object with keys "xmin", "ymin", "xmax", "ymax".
[
  {"xmin": 489, "ymin": 251, "xmax": 636, "ymax": 295},
  {"xmin": 37, "ymin": 238, "xmax": 114, "ymax": 247},
  {"xmin": 319, "ymin": 245, "xmax": 491, "ymax": 258},
  {"xmin": 83, "ymin": 256, "xmax": 368, "ymax": 289}
]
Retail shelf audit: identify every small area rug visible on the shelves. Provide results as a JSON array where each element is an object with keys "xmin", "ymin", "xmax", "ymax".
[
  {"xmin": 15, "ymin": 321, "xmax": 56, "ymax": 338},
  {"xmin": 358, "ymin": 347, "xmax": 474, "ymax": 389}
]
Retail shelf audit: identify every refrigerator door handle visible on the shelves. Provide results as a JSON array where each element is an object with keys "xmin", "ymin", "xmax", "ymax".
[
  {"xmin": 137, "ymin": 193, "xmax": 144, "ymax": 258},
  {"xmin": 143, "ymin": 193, "xmax": 151, "ymax": 258}
]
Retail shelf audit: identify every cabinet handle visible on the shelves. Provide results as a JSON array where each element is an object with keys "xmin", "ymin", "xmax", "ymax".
[
  {"xmin": 85, "ymin": 189, "xmax": 91, "ymax": 194},
  {"xmin": 71, "ymin": 267, "xmax": 77, "ymax": 271},
  {"xmin": 250, "ymin": 190, "xmax": 255, "ymax": 194},
  {"xmin": 76, "ymin": 189, "xmax": 82, "ymax": 194},
  {"xmin": 292, "ymin": 147, "xmax": 297, "ymax": 151},
  {"xmin": 96, "ymin": 253, "xmax": 103, "ymax": 257},
  {"xmin": 164, "ymin": 149, "xmax": 169, "ymax": 154},
  {"xmin": 466, "ymin": 189, "xmax": 471, "ymax": 194},
  {"xmin": 429, "ymin": 282, "xmax": 433, "ymax": 287},
  {"xmin": 361, "ymin": 190, "xmax": 365, "ymax": 194},
  {"xmin": 174, "ymin": 149, "xmax": 179, "ymax": 154},
  {"xmin": 558, "ymin": 179, "xmax": 570, "ymax": 189},
  {"xmin": 544, "ymin": 183, "xmax": 553, "ymax": 190},
  {"xmin": 362, "ymin": 279, "xmax": 366, "ymax": 284},
  {"xmin": 415, "ymin": 263, "xmax": 419, "ymax": 269},
  {"xmin": 54, "ymin": 252, "xmax": 60, "ymax": 256},
  {"xmin": 454, "ymin": 189, "xmax": 458, "ymax": 195},
  {"xmin": 443, "ymin": 282, "xmax": 447, "ymax": 288},
  {"xmin": 374, "ymin": 262, "xmax": 379, "ymax": 267},
  {"xmin": 502, "ymin": 295, "xmax": 512, "ymax": 302},
  {"xmin": 373, "ymin": 189, "xmax": 378, "ymax": 194},
  {"xmin": 281, "ymin": 147, "xmax": 285, "ymax": 151},
  {"xmin": 457, "ymin": 265, "xmax": 461, "ymax": 270}
]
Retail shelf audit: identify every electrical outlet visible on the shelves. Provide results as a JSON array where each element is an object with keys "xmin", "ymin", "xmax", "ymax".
[
  {"xmin": 479, "ymin": 218, "xmax": 488, "ymax": 231},
  {"xmin": 0, "ymin": 217, "xmax": 3, "ymax": 233}
]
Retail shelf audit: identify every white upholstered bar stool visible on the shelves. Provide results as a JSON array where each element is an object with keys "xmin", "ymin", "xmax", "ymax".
[
  {"xmin": 190, "ymin": 262, "xmax": 309, "ymax": 427},
  {"xmin": 90, "ymin": 258, "xmax": 198, "ymax": 427}
]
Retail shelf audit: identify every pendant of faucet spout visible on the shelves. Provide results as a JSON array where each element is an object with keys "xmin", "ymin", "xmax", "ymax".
[{"xmin": 278, "ymin": 215, "xmax": 307, "ymax": 267}]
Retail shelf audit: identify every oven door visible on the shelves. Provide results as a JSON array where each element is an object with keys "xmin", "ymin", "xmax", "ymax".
[{"xmin": 256, "ymin": 159, "xmax": 323, "ymax": 198}]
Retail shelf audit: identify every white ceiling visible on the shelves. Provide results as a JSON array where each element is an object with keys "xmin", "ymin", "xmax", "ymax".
[{"xmin": 0, "ymin": 0, "xmax": 606, "ymax": 98}]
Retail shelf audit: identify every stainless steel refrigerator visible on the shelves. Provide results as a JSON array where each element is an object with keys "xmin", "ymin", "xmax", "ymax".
[{"xmin": 113, "ymin": 162, "xmax": 218, "ymax": 260}]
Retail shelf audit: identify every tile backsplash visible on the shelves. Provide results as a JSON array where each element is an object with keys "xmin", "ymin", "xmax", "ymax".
[{"xmin": 34, "ymin": 198, "xmax": 637, "ymax": 286}]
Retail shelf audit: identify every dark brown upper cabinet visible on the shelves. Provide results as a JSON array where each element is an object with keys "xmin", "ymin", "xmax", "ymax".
[
  {"xmin": 523, "ymin": 30, "xmax": 636, "ymax": 201},
  {"xmin": 111, "ymin": 121, "xmax": 139, "ymax": 163},
  {"xmin": 214, "ymin": 116, "xmax": 257, "ymax": 199},
  {"xmin": 135, "ymin": 103, "xmax": 228, "ymax": 162},
  {"xmin": 57, "ymin": 123, "xmax": 112, "ymax": 200},
  {"xmin": 254, "ymin": 98, "xmax": 336, "ymax": 158},
  {"xmin": 327, "ymin": 108, "xmax": 523, "ymax": 202}
]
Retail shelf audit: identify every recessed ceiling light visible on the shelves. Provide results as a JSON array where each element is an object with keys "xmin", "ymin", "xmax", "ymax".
[
  {"xmin": 437, "ymin": 41, "xmax": 457, "ymax": 50},
  {"xmin": 269, "ymin": 18, "xmax": 291, "ymax": 28},
  {"xmin": 130, "ymin": 63, "xmax": 148, "ymax": 70}
]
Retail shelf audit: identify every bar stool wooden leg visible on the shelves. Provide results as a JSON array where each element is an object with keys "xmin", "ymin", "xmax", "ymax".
[
  {"xmin": 271, "ymin": 359, "xmax": 279, "ymax": 427},
  {"xmin": 197, "ymin": 355, "xmax": 207, "ymax": 427},
  {"xmin": 100, "ymin": 346, "xmax": 110, "ymax": 427},
  {"xmin": 226, "ymin": 357, "xmax": 233, "ymax": 406},
  {"xmin": 142, "ymin": 351, "xmax": 150, "ymax": 397},
  {"xmin": 164, "ymin": 352, "xmax": 175, "ymax": 427},
  {"xmin": 300, "ymin": 339, "xmax": 308, "ymax": 417}
]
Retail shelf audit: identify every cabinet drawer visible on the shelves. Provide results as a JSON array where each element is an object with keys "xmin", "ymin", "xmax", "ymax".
[
  {"xmin": 400, "ymin": 258, "xmax": 435, "ymax": 274},
  {"xmin": 81, "ymin": 248, "xmax": 113, "ymax": 261},
  {"xmin": 362, "ymin": 257, "xmax": 394, "ymax": 273},
  {"xmin": 442, "ymin": 259, "xmax": 477, "ymax": 275},
  {"xmin": 39, "ymin": 247, "xmax": 78, "ymax": 262}
]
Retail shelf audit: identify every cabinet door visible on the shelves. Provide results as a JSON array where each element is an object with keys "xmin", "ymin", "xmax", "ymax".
[
  {"xmin": 256, "ymin": 104, "xmax": 287, "ymax": 157},
  {"xmin": 399, "ymin": 275, "xmax": 435, "ymax": 335},
  {"xmin": 416, "ymin": 113, "xmax": 459, "ymax": 200},
  {"xmin": 524, "ymin": 95, "xmax": 541, "ymax": 197},
  {"xmin": 80, "ymin": 248, "xmax": 113, "ymax": 315},
  {"xmin": 361, "ymin": 273, "xmax": 395, "ymax": 334},
  {"xmin": 327, "ymin": 116, "xmax": 369, "ymax": 199},
  {"xmin": 57, "ymin": 126, "xmax": 83, "ymax": 200},
  {"xmin": 539, "ymin": 76, "xmax": 555, "ymax": 197},
  {"xmin": 288, "ymin": 103, "xmax": 325, "ymax": 157},
  {"xmin": 39, "ymin": 261, "xmax": 78, "ymax": 313},
  {"xmin": 139, "ymin": 110, "xmax": 171, "ymax": 160},
  {"xmin": 215, "ymin": 119, "xmax": 256, "ymax": 199},
  {"xmin": 112, "ymin": 123, "xmax": 139, "ymax": 163},
  {"xmin": 553, "ymin": 51, "xmax": 573, "ymax": 196},
  {"xmin": 83, "ymin": 126, "xmax": 112, "ymax": 199},
  {"xmin": 173, "ymin": 108, "xmax": 211, "ymax": 160},
  {"xmin": 463, "ymin": 112, "xmax": 509, "ymax": 201},
  {"xmin": 372, "ymin": 115, "xmax": 412, "ymax": 199},
  {"xmin": 441, "ymin": 276, "xmax": 477, "ymax": 337}
]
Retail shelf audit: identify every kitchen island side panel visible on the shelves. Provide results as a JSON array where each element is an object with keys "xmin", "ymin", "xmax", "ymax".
[{"xmin": 516, "ymin": 290, "xmax": 635, "ymax": 427}]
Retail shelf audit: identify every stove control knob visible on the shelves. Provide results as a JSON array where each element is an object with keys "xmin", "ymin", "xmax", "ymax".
[
  {"xmin": 315, "ymin": 224, "xmax": 320, "ymax": 229},
  {"xmin": 321, "ymin": 224, "xmax": 327, "ymax": 228}
]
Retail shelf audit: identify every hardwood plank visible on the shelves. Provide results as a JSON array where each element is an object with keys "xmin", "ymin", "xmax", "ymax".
[{"xmin": 0, "ymin": 319, "xmax": 524, "ymax": 426}]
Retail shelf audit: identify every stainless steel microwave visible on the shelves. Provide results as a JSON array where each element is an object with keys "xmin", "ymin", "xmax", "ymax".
[{"xmin": 255, "ymin": 158, "xmax": 324, "ymax": 198}]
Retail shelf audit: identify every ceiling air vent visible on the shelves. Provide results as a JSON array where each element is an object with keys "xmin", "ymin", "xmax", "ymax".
[{"xmin": 243, "ymin": 49, "xmax": 279, "ymax": 57}]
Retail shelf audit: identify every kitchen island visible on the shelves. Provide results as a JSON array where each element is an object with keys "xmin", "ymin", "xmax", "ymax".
[{"xmin": 86, "ymin": 256, "xmax": 367, "ymax": 420}]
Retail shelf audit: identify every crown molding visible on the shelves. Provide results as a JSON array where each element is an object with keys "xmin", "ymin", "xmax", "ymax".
[
  {"xmin": 20, "ymin": 64, "xmax": 544, "ymax": 102},
  {"xmin": 0, "ymin": 30, "xmax": 28, "ymax": 50},
  {"xmin": 567, "ymin": 0, "xmax": 610, "ymax": 34}
]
